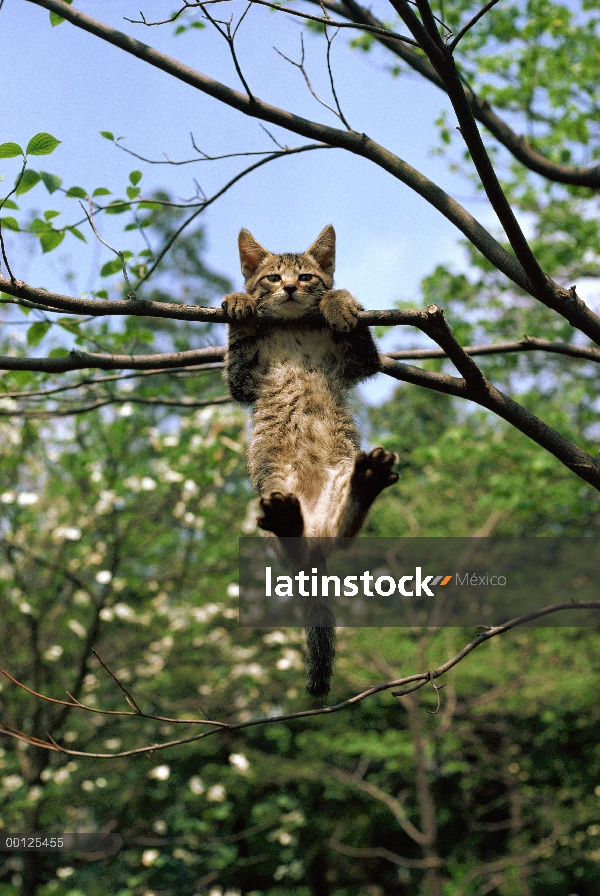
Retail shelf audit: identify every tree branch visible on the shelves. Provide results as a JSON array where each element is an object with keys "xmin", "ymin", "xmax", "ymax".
[
  {"xmin": 315, "ymin": 0, "xmax": 600, "ymax": 188},
  {"xmin": 1, "ymin": 599, "xmax": 598, "ymax": 757},
  {"xmin": 0, "ymin": 394, "xmax": 233, "ymax": 418},
  {"xmin": 330, "ymin": 768, "xmax": 428, "ymax": 845},
  {"xmin": 380, "ymin": 355, "xmax": 600, "ymax": 490},
  {"xmin": 387, "ymin": 337, "xmax": 600, "ymax": 364},
  {"xmin": 0, "ymin": 344, "xmax": 225, "ymax": 373},
  {"xmin": 22, "ymin": 0, "xmax": 534, "ymax": 296}
]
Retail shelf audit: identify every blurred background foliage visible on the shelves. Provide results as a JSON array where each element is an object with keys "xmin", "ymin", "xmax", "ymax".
[{"xmin": 2, "ymin": 0, "xmax": 600, "ymax": 893}]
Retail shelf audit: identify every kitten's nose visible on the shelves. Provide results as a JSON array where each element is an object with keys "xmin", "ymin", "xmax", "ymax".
[{"xmin": 283, "ymin": 284, "xmax": 296, "ymax": 297}]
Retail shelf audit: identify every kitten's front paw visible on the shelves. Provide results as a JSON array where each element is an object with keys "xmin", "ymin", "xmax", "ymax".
[
  {"xmin": 222, "ymin": 292, "xmax": 257, "ymax": 320},
  {"xmin": 320, "ymin": 289, "xmax": 362, "ymax": 332}
]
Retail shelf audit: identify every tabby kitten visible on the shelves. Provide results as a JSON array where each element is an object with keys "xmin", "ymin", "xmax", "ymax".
[{"xmin": 223, "ymin": 225, "xmax": 398, "ymax": 696}]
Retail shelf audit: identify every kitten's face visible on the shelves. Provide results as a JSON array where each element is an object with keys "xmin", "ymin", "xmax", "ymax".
[{"xmin": 238, "ymin": 226, "xmax": 336, "ymax": 320}]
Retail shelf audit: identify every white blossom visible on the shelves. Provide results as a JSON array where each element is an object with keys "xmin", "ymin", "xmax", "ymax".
[
  {"xmin": 17, "ymin": 492, "xmax": 38, "ymax": 506},
  {"xmin": 68, "ymin": 620, "xmax": 87, "ymax": 639},
  {"xmin": 189, "ymin": 776, "xmax": 204, "ymax": 795},
  {"xmin": 229, "ymin": 753, "xmax": 249, "ymax": 773},
  {"xmin": 2, "ymin": 774, "xmax": 24, "ymax": 792}
]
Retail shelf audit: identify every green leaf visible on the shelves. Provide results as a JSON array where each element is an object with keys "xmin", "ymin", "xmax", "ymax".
[
  {"xmin": 94, "ymin": 289, "xmax": 109, "ymax": 299},
  {"xmin": 66, "ymin": 186, "xmax": 88, "ymax": 199},
  {"xmin": 15, "ymin": 169, "xmax": 41, "ymax": 195},
  {"xmin": 126, "ymin": 186, "xmax": 140, "ymax": 200},
  {"xmin": 100, "ymin": 258, "xmax": 124, "ymax": 277},
  {"xmin": 104, "ymin": 201, "xmax": 131, "ymax": 214},
  {"xmin": 129, "ymin": 170, "xmax": 142, "ymax": 186},
  {"xmin": 39, "ymin": 230, "xmax": 65, "ymax": 253},
  {"xmin": 137, "ymin": 201, "xmax": 162, "ymax": 210},
  {"xmin": 30, "ymin": 218, "xmax": 52, "ymax": 233},
  {"xmin": 43, "ymin": 210, "xmax": 60, "ymax": 221},
  {"xmin": 0, "ymin": 217, "xmax": 20, "ymax": 231},
  {"xmin": 40, "ymin": 171, "xmax": 63, "ymax": 194},
  {"xmin": 92, "ymin": 187, "xmax": 111, "ymax": 197},
  {"xmin": 50, "ymin": 0, "xmax": 73, "ymax": 26},
  {"xmin": 67, "ymin": 226, "xmax": 86, "ymax": 242},
  {"xmin": 57, "ymin": 318, "xmax": 82, "ymax": 336},
  {"xmin": 27, "ymin": 320, "xmax": 52, "ymax": 346},
  {"xmin": 9, "ymin": 369, "xmax": 35, "ymax": 387},
  {"xmin": 100, "ymin": 131, "xmax": 115, "ymax": 141},
  {"xmin": 0, "ymin": 142, "xmax": 23, "ymax": 158},
  {"xmin": 48, "ymin": 346, "xmax": 69, "ymax": 358},
  {"xmin": 1, "ymin": 199, "xmax": 18, "ymax": 210},
  {"xmin": 26, "ymin": 133, "xmax": 61, "ymax": 156}
]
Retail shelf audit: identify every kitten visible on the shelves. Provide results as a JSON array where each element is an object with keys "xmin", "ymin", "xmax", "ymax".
[{"xmin": 223, "ymin": 225, "xmax": 398, "ymax": 696}]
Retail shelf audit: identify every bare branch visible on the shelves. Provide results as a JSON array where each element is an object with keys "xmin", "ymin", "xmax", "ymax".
[
  {"xmin": 329, "ymin": 838, "xmax": 443, "ymax": 869},
  {"xmin": 134, "ymin": 143, "xmax": 328, "ymax": 287},
  {"xmin": 0, "ymin": 364, "xmax": 224, "ymax": 400},
  {"xmin": 0, "ymin": 394, "xmax": 233, "ymax": 418},
  {"xmin": 380, "ymin": 355, "xmax": 600, "ymax": 491},
  {"xmin": 0, "ymin": 157, "xmax": 27, "ymax": 281},
  {"xmin": 79, "ymin": 198, "xmax": 138, "ymax": 298},
  {"xmin": 22, "ymin": 0, "xmax": 535, "ymax": 297},
  {"xmin": 0, "ymin": 661, "xmax": 225, "ymax": 728},
  {"xmin": 324, "ymin": 27, "xmax": 352, "ymax": 129},
  {"xmin": 387, "ymin": 337, "xmax": 600, "ymax": 364},
  {"xmin": 247, "ymin": 0, "xmax": 419, "ymax": 47},
  {"xmin": 315, "ymin": 0, "xmax": 600, "ymax": 188},
  {"xmin": 330, "ymin": 768, "xmax": 428, "ymax": 845},
  {"xmin": 1, "ymin": 599, "xmax": 598, "ymax": 757},
  {"xmin": 449, "ymin": 0, "xmax": 502, "ymax": 51},
  {"xmin": 274, "ymin": 33, "xmax": 349, "ymax": 126},
  {"xmin": 200, "ymin": 1, "xmax": 256, "ymax": 100},
  {"xmin": 0, "ymin": 343, "xmax": 226, "ymax": 373}
]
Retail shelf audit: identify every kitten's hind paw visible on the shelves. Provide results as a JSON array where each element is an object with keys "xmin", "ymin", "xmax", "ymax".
[
  {"xmin": 257, "ymin": 491, "xmax": 304, "ymax": 537},
  {"xmin": 351, "ymin": 446, "xmax": 399, "ymax": 504},
  {"xmin": 320, "ymin": 289, "xmax": 362, "ymax": 332},
  {"xmin": 222, "ymin": 292, "xmax": 257, "ymax": 320}
]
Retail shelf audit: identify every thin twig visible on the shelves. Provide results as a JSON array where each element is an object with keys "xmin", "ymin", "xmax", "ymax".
[
  {"xmin": 275, "ymin": 34, "xmax": 347, "ymax": 124},
  {"xmin": 0, "ymin": 363, "xmax": 223, "ymax": 400},
  {"xmin": 449, "ymin": 0, "xmax": 502, "ymax": 51},
  {"xmin": 0, "ymin": 394, "xmax": 233, "ymax": 418},
  {"xmin": 134, "ymin": 143, "xmax": 327, "ymax": 288},
  {"xmin": 0, "ymin": 157, "xmax": 27, "ymax": 281},
  {"xmin": 1, "ymin": 599, "xmax": 598, "ymax": 758},
  {"xmin": 248, "ymin": 0, "xmax": 419, "ymax": 47},
  {"xmin": 324, "ymin": 27, "xmax": 352, "ymax": 129},
  {"xmin": 79, "ymin": 199, "xmax": 138, "ymax": 298}
]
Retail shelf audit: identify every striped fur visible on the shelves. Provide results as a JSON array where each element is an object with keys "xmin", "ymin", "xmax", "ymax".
[{"xmin": 223, "ymin": 226, "xmax": 398, "ymax": 696}]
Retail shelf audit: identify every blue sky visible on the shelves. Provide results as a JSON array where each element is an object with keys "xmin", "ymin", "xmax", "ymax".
[{"xmin": 1, "ymin": 0, "xmax": 501, "ymax": 400}]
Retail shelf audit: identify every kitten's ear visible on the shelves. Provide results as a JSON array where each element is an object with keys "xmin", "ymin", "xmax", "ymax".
[
  {"xmin": 238, "ymin": 229, "xmax": 270, "ymax": 280},
  {"xmin": 306, "ymin": 225, "xmax": 336, "ymax": 276}
]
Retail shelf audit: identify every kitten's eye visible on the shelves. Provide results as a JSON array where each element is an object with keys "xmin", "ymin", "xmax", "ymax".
[
  {"xmin": 298, "ymin": 274, "xmax": 313, "ymax": 282},
  {"xmin": 266, "ymin": 274, "xmax": 281, "ymax": 283}
]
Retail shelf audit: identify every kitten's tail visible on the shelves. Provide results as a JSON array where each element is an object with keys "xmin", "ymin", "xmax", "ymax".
[
  {"xmin": 277, "ymin": 542, "xmax": 336, "ymax": 697},
  {"xmin": 301, "ymin": 553, "xmax": 336, "ymax": 698},
  {"xmin": 305, "ymin": 626, "xmax": 336, "ymax": 697}
]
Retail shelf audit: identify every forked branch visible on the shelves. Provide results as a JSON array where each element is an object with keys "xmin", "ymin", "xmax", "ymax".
[{"xmin": 1, "ymin": 599, "xmax": 598, "ymax": 758}]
